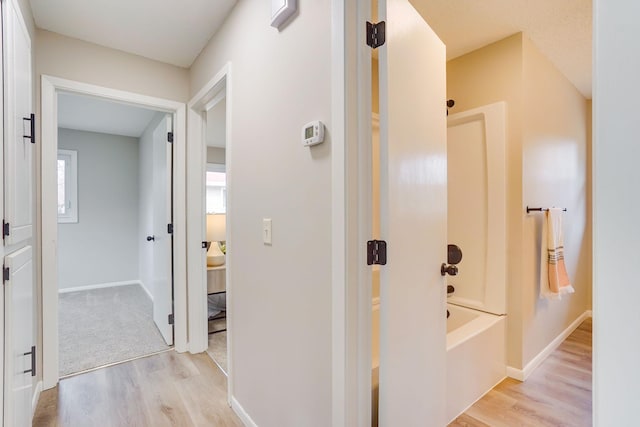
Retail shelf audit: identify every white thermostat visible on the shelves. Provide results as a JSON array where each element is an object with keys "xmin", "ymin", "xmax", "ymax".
[{"xmin": 302, "ymin": 121, "xmax": 325, "ymax": 146}]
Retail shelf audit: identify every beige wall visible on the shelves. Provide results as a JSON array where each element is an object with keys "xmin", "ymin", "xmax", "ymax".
[
  {"xmin": 35, "ymin": 30, "xmax": 189, "ymax": 102},
  {"xmin": 447, "ymin": 34, "xmax": 525, "ymax": 368},
  {"xmin": 447, "ymin": 34, "xmax": 591, "ymax": 370},
  {"xmin": 189, "ymin": 1, "xmax": 333, "ymax": 425},
  {"xmin": 206, "ymin": 147, "xmax": 226, "ymax": 164},
  {"xmin": 521, "ymin": 36, "xmax": 590, "ymax": 365}
]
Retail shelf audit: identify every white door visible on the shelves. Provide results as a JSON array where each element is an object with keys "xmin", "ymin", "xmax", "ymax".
[
  {"xmin": 377, "ymin": 0, "xmax": 447, "ymax": 425},
  {"xmin": 151, "ymin": 115, "xmax": 174, "ymax": 345},
  {"xmin": 3, "ymin": 246, "xmax": 35, "ymax": 427},
  {"xmin": 3, "ymin": 0, "xmax": 33, "ymax": 246}
]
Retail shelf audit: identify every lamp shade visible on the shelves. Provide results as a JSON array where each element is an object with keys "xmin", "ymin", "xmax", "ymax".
[{"xmin": 206, "ymin": 213, "xmax": 226, "ymax": 242}]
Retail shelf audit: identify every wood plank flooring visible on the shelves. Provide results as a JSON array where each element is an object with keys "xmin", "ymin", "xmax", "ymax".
[
  {"xmin": 33, "ymin": 351, "xmax": 243, "ymax": 427},
  {"xmin": 449, "ymin": 318, "xmax": 592, "ymax": 427}
]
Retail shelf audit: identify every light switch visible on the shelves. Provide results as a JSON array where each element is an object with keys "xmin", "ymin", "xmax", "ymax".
[{"xmin": 263, "ymin": 218, "xmax": 272, "ymax": 245}]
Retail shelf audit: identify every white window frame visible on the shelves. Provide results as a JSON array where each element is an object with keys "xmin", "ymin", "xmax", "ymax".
[{"xmin": 57, "ymin": 149, "xmax": 78, "ymax": 223}]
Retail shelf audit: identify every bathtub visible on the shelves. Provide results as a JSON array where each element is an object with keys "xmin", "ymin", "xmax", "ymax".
[
  {"xmin": 446, "ymin": 304, "xmax": 506, "ymax": 423},
  {"xmin": 371, "ymin": 302, "xmax": 505, "ymax": 424}
]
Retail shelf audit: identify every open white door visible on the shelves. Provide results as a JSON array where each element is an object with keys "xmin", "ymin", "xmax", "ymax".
[
  {"xmin": 151, "ymin": 115, "xmax": 174, "ymax": 345},
  {"xmin": 377, "ymin": 0, "xmax": 447, "ymax": 425}
]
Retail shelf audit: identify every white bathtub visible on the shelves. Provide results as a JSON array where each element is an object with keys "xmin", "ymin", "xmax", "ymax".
[
  {"xmin": 371, "ymin": 302, "xmax": 506, "ymax": 424},
  {"xmin": 446, "ymin": 304, "xmax": 506, "ymax": 423}
]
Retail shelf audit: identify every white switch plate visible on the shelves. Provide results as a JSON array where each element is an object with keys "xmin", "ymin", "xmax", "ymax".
[{"xmin": 263, "ymin": 218, "xmax": 272, "ymax": 245}]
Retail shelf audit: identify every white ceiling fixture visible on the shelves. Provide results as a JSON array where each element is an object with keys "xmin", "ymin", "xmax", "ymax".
[
  {"xmin": 29, "ymin": 0, "xmax": 237, "ymax": 68},
  {"xmin": 410, "ymin": 0, "xmax": 592, "ymax": 98},
  {"xmin": 58, "ymin": 93, "xmax": 159, "ymax": 138}
]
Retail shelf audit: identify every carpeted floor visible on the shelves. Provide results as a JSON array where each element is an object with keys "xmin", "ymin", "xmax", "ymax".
[{"xmin": 59, "ymin": 284, "xmax": 170, "ymax": 376}]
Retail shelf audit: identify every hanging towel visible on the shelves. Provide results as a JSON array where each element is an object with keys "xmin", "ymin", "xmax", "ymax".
[{"xmin": 540, "ymin": 208, "xmax": 575, "ymax": 299}]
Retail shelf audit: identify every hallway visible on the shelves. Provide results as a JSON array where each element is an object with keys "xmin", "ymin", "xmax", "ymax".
[{"xmin": 33, "ymin": 351, "xmax": 242, "ymax": 427}]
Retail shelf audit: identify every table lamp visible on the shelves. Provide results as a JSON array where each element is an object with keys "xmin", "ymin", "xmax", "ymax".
[{"xmin": 206, "ymin": 213, "xmax": 226, "ymax": 266}]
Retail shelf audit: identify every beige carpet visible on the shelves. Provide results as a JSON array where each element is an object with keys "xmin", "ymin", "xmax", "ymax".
[{"xmin": 59, "ymin": 284, "xmax": 170, "ymax": 376}]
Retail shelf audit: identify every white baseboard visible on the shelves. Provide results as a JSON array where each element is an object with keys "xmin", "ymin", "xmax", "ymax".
[
  {"xmin": 231, "ymin": 396, "xmax": 258, "ymax": 427},
  {"xmin": 507, "ymin": 310, "xmax": 592, "ymax": 381},
  {"xmin": 58, "ymin": 280, "xmax": 142, "ymax": 294},
  {"xmin": 139, "ymin": 280, "xmax": 154, "ymax": 302},
  {"xmin": 32, "ymin": 380, "xmax": 43, "ymax": 414}
]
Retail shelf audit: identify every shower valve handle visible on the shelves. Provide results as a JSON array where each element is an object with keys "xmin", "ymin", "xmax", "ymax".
[{"xmin": 441, "ymin": 263, "xmax": 458, "ymax": 276}]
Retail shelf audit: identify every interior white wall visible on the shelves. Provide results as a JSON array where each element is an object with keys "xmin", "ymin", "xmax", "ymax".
[
  {"xmin": 593, "ymin": 1, "xmax": 640, "ymax": 424},
  {"xmin": 206, "ymin": 98, "xmax": 226, "ymax": 148},
  {"xmin": 138, "ymin": 113, "xmax": 166, "ymax": 298},
  {"xmin": 189, "ymin": 1, "xmax": 333, "ymax": 425},
  {"xmin": 57, "ymin": 128, "xmax": 139, "ymax": 290}
]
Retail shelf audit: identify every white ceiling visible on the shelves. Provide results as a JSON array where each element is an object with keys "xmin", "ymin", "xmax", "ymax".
[
  {"xmin": 58, "ymin": 93, "xmax": 159, "ymax": 137},
  {"xmin": 29, "ymin": 0, "xmax": 237, "ymax": 68},
  {"xmin": 411, "ymin": 0, "xmax": 592, "ymax": 98}
]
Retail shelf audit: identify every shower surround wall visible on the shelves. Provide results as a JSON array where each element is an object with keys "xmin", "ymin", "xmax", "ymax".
[{"xmin": 447, "ymin": 33, "xmax": 591, "ymax": 376}]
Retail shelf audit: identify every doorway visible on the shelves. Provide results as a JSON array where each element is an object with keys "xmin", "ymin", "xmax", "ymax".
[
  {"xmin": 54, "ymin": 93, "xmax": 174, "ymax": 376},
  {"xmin": 186, "ymin": 64, "xmax": 231, "ymax": 384},
  {"xmin": 40, "ymin": 76, "xmax": 188, "ymax": 389}
]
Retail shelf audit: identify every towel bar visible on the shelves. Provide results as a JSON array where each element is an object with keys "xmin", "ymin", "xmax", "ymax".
[{"xmin": 526, "ymin": 206, "xmax": 567, "ymax": 214}]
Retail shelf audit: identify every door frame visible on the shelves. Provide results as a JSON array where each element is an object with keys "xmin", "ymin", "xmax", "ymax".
[
  {"xmin": 186, "ymin": 62, "xmax": 232, "ymax": 395},
  {"xmin": 40, "ymin": 75, "xmax": 187, "ymax": 390},
  {"xmin": 330, "ymin": 0, "xmax": 374, "ymax": 426}
]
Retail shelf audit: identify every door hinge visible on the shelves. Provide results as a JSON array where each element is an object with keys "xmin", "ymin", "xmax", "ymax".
[
  {"xmin": 167, "ymin": 223, "xmax": 173, "ymax": 234},
  {"xmin": 2, "ymin": 220, "xmax": 9, "ymax": 240},
  {"xmin": 367, "ymin": 240, "xmax": 387, "ymax": 265},
  {"xmin": 3, "ymin": 265, "xmax": 9, "ymax": 284},
  {"xmin": 366, "ymin": 21, "xmax": 386, "ymax": 49},
  {"xmin": 168, "ymin": 314, "xmax": 174, "ymax": 325},
  {"xmin": 167, "ymin": 132, "xmax": 174, "ymax": 143}
]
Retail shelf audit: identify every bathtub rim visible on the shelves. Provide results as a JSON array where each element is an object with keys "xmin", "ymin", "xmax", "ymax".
[{"xmin": 446, "ymin": 303, "xmax": 505, "ymax": 351}]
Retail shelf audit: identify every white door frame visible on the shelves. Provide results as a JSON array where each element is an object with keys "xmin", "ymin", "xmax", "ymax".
[
  {"xmin": 40, "ymin": 75, "xmax": 188, "ymax": 390},
  {"xmin": 186, "ymin": 63, "xmax": 232, "ymax": 395},
  {"xmin": 330, "ymin": 1, "xmax": 374, "ymax": 426}
]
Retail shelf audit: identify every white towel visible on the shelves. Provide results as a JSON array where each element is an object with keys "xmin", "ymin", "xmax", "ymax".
[{"xmin": 540, "ymin": 208, "xmax": 575, "ymax": 300}]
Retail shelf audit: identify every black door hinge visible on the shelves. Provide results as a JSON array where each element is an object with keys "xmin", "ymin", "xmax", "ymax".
[
  {"xmin": 167, "ymin": 223, "xmax": 173, "ymax": 234},
  {"xmin": 366, "ymin": 21, "xmax": 386, "ymax": 49},
  {"xmin": 3, "ymin": 266, "xmax": 9, "ymax": 284},
  {"xmin": 167, "ymin": 132, "xmax": 174, "ymax": 143},
  {"xmin": 367, "ymin": 240, "xmax": 387, "ymax": 265},
  {"xmin": 2, "ymin": 220, "xmax": 9, "ymax": 240},
  {"xmin": 168, "ymin": 314, "xmax": 174, "ymax": 325},
  {"xmin": 23, "ymin": 113, "xmax": 36, "ymax": 144}
]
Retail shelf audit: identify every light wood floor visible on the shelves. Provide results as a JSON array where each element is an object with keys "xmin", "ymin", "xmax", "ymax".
[
  {"xmin": 33, "ymin": 351, "xmax": 243, "ymax": 427},
  {"xmin": 449, "ymin": 318, "xmax": 592, "ymax": 427}
]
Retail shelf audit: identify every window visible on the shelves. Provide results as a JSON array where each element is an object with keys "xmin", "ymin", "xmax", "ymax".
[
  {"xmin": 206, "ymin": 164, "xmax": 226, "ymax": 214},
  {"xmin": 57, "ymin": 149, "xmax": 78, "ymax": 223}
]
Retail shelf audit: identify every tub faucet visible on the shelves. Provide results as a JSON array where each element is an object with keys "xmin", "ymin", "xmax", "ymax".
[
  {"xmin": 441, "ymin": 263, "xmax": 458, "ymax": 276},
  {"xmin": 447, "ymin": 285, "xmax": 455, "ymax": 296}
]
